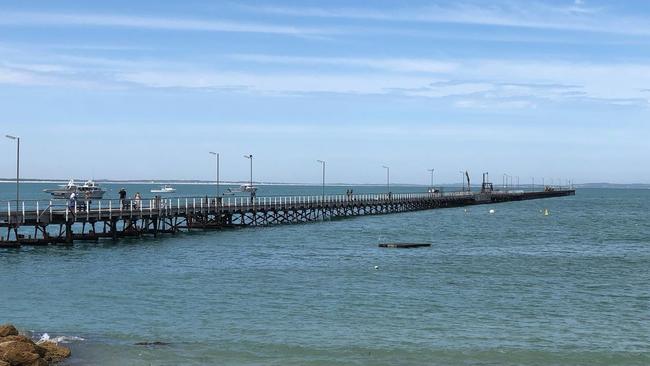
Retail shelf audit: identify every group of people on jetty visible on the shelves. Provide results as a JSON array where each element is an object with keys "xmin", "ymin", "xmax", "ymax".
[{"xmin": 67, "ymin": 187, "xmax": 142, "ymax": 211}]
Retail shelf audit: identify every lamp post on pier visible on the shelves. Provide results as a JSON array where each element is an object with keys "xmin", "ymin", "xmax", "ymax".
[
  {"xmin": 532, "ymin": 177, "xmax": 535, "ymax": 192},
  {"xmin": 243, "ymin": 154, "xmax": 254, "ymax": 202},
  {"xmin": 459, "ymin": 171, "xmax": 465, "ymax": 192},
  {"xmin": 209, "ymin": 152, "xmax": 220, "ymax": 198},
  {"xmin": 428, "ymin": 168, "xmax": 434, "ymax": 191},
  {"xmin": 5, "ymin": 135, "xmax": 19, "ymax": 224},
  {"xmin": 243, "ymin": 153, "xmax": 253, "ymax": 185},
  {"xmin": 317, "ymin": 160, "xmax": 325, "ymax": 200},
  {"xmin": 382, "ymin": 165, "xmax": 390, "ymax": 196}
]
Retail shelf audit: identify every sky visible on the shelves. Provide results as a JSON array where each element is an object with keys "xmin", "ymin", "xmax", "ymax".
[{"xmin": 0, "ymin": 0, "xmax": 648, "ymax": 185}]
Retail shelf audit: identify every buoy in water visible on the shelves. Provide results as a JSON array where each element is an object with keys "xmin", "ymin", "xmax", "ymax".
[
  {"xmin": 374, "ymin": 265, "xmax": 379, "ymax": 270},
  {"xmin": 489, "ymin": 209, "xmax": 495, "ymax": 214},
  {"xmin": 543, "ymin": 208, "xmax": 550, "ymax": 216}
]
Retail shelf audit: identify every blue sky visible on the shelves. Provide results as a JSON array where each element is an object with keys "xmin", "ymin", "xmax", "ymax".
[{"xmin": 0, "ymin": 0, "xmax": 648, "ymax": 184}]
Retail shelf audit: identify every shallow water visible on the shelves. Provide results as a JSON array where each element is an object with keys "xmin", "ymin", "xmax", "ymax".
[{"xmin": 1, "ymin": 185, "xmax": 649, "ymax": 365}]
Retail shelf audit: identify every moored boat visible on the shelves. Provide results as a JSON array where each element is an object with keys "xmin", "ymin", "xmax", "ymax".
[
  {"xmin": 150, "ymin": 185, "xmax": 176, "ymax": 193},
  {"xmin": 44, "ymin": 179, "xmax": 106, "ymax": 199}
]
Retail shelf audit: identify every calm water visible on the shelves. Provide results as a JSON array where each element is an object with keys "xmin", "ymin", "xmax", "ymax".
[{"xmin": 1, "ymin": 184, "xmax": 649, "ymax": 365}]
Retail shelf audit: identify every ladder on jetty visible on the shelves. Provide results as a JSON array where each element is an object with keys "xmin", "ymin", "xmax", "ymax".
[{"xmin": 0, "ymin": 189, "xmax": 575, "ymax": 246}]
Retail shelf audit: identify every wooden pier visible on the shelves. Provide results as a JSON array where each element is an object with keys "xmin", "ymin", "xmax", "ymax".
[{"xmin": 0, "ymin": 188, "xmax": 575, "ymax": 246}]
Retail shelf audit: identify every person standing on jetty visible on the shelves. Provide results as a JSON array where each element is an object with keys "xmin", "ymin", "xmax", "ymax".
[
  {"xmin": 119, "ymin": 188, "xmax": 127, "ymax": 208},
  {"xmin": 84, "ymin": 190, "xmax": 92, "ymax": 208},
  {"xmin": 134, "ymin": 192, "xmax": 142, "ymax": 209},
  {"xmin": 68, "ymin": 191, "xmax": 77, "ymax": 217}
]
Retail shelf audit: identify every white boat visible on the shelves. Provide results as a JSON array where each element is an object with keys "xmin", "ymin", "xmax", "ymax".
[
  {"xmin": 239, "ymin": 184, "xmax": 257, "ymax": 193},
  {"xmin": 150, "ymin": 185, "xmax": 176, "ymax": 193},
  {"xmin": 224, "ymin": 185, "xmax": 257, "ymax": 195},
  {"xmin": 44, "ymin": 179, "xmax": 106, "ymax": 199}
]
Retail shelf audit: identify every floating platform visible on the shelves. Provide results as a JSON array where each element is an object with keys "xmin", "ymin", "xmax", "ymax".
[{"xmin": 378, "ymin": 243, "xmax": 431, "ymax": 248}]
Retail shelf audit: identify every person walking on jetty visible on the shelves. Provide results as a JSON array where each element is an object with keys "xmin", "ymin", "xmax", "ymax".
[{"xmin": 119, "ymin": 188, "xmax": 127, "ymax": 208}]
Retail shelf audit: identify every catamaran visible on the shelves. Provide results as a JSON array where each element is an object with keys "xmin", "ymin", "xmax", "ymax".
[{"xmin": 44, "ymin": 180, "xmax": 106, "ymax": 199}]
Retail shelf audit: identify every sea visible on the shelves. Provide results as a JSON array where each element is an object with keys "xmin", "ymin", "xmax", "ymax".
[{"xmin": 1, "ymin": 183, "xmax": 648, "ymax": 365}]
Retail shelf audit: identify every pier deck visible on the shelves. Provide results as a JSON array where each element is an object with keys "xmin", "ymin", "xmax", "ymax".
[{"xmin": 0, "ymin": 189, "xmax": 575, "ymax": 245}]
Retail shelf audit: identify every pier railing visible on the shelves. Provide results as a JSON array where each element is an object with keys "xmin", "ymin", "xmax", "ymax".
[
  {"xmin": 0, "ymin": 187, "xmax": 576, "ymax": 244},
  {"xmin": 0, "ymin": 190, "xmax": 474, "ymax": 224},
  {"xmin": 0, "ymin": 186, "xmax": 575, "ymax": 225}
]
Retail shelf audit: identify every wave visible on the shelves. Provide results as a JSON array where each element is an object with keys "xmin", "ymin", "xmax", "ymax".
[{"xmin": 37, "ymin": 332, "xmax": 85, "ymax": 344}]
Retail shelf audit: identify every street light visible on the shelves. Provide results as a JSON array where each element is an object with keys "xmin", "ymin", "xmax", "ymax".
[
  {"xmin": 243, "ymin": 153, "xmax": 253, "ymax": 185},
  {"xmin": 428, "ymin": 168, "xmax": 434, "ymax": 190},
  {"xmin": 459, "ymin": 171, "xmax": 465, "ymax": 192},
  {"xmin": 209, "ymin": 152, "xmax": 219, "ymax": 197},
  {"xmin": 5, "ymin": 135, "xmax": 19, "ymax": 224},
  {"xmin": 382, "ymin": 165, "xmax": 390, "ymax": 194},
  {"xmin": 317, "ymin": 160, "xmax": 325, "ymax": 200},
  {"xmin": 531, "ymin": 177, "xmax": 535, "ymax": 192}
]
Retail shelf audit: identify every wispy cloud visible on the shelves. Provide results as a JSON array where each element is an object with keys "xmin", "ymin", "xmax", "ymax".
[
  {"xmin": 2, "ymin": 43, "xmax": 650, "ymax": 109},
  {"xmin": 249, "ymin": 1, "xmax": 650, "ymax": 36},
  {"xmin": 229, "ymin": 54, "xmax": 458, "ymax": 73},
  {"xmin": 0, "ymin": 11, "xmax": 338, "ymax": 37}
]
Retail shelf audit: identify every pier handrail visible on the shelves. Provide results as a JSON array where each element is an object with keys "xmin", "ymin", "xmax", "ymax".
[{"xmin": 0, "ymin": 187, "xmax": 575, "ymax": 225}]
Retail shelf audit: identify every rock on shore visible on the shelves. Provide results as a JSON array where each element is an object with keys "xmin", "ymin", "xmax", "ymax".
[{"xmin": 0, "ymin": 324, "xmax": 71, "ymax": 366}]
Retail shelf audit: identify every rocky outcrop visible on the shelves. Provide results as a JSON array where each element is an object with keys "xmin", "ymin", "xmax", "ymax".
[
  {"xmin": 35, "ymin": 342, "xmax": 70, "ymax": 364},
  {"xmin": 0, "ymin": 324, "xmax": 71, "ymax": 365},
  {"xmin": 0, "ymin": 326, "xmax": 18, "ymax": 338}
]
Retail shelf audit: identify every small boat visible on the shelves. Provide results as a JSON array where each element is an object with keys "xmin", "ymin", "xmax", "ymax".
[
  {"xmin": 44, "ymin": 179, "xmax": 106, "ymax": 199},
  {"xmin": 150, "ymin": 185, "xmax": 176, "ymax": 194},
  {"xmin": 378, "ymin": 243, "xmax": 431, "ymax": 248},
  {"xmin": 239, "ymin": 184, "xmax": 257, "ymax": 193}
]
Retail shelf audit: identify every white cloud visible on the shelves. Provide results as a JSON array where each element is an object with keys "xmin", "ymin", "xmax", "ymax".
[
  {"xmin": 250, "ymin": 2, "xmax": 650, "ymax": 37},
  {"xmin": 2, "ymin": 43, "xmax": 650, "ymax": 109},
  {"xmin": 229, "ymin": 54, "xmax": 457, "ymax": 73},
  {"xmin": 0, "ymin": 11, "xmax": 337, "ymax": 37}
]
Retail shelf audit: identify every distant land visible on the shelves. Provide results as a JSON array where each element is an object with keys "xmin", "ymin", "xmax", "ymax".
[{"xmin": 0, "ymin": 178, "xmax": 647, "ymax": 189}]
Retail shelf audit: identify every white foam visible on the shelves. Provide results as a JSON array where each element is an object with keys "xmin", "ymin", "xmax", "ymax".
[
  {"xmin": 54, "ymin": 335, "xmax": 85, "ymax": 343},
  {"xmin": 36, "ymin": 333, "xmax": 85, "ymax": 344}
]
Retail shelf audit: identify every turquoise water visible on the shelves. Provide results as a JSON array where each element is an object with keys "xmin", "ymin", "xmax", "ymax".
[{"xmin": 1, "ymin": 184, "xmax": 649, "ymax": 365}]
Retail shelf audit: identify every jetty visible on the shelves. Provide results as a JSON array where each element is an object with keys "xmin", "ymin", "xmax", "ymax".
[{"xmin": 0, "ymin": 184, "xmax": 574, "ymax": 246}]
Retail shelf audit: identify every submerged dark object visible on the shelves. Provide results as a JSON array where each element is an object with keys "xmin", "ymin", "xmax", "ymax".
[
  {"xmin": 378, "ymin": 243, "xmax": 431, "ymax": 248},
  {"xmin": 134, "ymin": 341, "xmax": 171, "ymax": 346}
]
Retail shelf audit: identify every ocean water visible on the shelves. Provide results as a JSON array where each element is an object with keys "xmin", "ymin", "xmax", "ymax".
[{"xmin": 1, "ymin": 184, "xmax": 649, "ymax": 365}]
